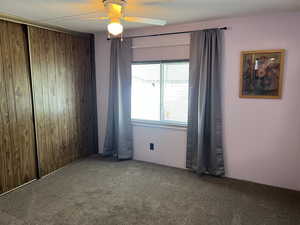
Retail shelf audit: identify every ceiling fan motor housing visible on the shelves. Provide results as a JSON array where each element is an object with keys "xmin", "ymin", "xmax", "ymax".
[
  {"xmin": 103, "ymin": 0, "xmax": 127, "ymax": 6},
  {"xmin": 103, "ymin": 0, "xmax": 127, "ymax": 19},
  {"xmin": 101, "ymin": 0, "xmax": 167, "ymax": 34}
]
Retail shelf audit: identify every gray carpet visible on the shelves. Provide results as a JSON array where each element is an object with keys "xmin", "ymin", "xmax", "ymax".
[{"xmin": 0, "ymin": 156, "xmax": 299, "ymax": 225}]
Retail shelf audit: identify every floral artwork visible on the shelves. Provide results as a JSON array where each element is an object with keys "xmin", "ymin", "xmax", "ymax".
[{"xmin": 240, "ymin": 50, "xmax": 284, "ymax": 99}]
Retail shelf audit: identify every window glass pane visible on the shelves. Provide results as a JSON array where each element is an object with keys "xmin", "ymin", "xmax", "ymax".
[
  {"xmin": 131, "ymin": 64, "xmax": 161, "ymax": 121},
  {"xmin": 163, "ymin": 62, "xmax": 189, "ymax": 123}
]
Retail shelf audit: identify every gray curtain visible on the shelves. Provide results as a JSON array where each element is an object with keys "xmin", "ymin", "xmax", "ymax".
[
  {"xmin": 103, "ymin": 38, "xmax": 133, "ymax": 160},
  {"xmin": 186, "ymin": 29, "xmax": 225, "ymax": 176}
]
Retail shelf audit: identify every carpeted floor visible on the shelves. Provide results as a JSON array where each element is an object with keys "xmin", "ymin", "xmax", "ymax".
[{"xmin": 0, "ymin": 156, "xmax": 299, "ymax": 225}]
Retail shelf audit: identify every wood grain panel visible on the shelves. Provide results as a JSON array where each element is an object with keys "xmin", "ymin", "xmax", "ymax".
[
  {"xmin": 0, "ymin": 20, "xmax": 37, "ymax": 194},
  {"xmin": 28, "ymin": 27, "xmax": 97, "ymax": 176}
]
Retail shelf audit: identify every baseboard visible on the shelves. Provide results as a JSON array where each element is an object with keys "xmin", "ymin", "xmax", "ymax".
[{"xmin": 0, "ymin": 179, "xmax": 37, "ymax": 197}]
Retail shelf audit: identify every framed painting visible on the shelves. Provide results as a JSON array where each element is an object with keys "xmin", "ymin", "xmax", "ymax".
[{"xmin": 240, "ymin": 49, "xmax": 285, "ymax": 99}]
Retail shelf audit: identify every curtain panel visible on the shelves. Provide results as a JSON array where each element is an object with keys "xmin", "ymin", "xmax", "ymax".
[
  {"xmin": 103, "ymin": 38, "xmax": 133, "ymax": 160},
  {"xmin": 186, "ymin": 29, "xmax": 225, "ymax": 176}
]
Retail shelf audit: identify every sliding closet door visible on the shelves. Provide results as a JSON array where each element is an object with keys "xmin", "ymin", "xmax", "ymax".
[
  {"xmin": 28, "ymin": 27, "xmax": 96, "ymax": 176},
  {"xmin": 0, "ymin": 21, "xmax": 37, "ymax": 193}
]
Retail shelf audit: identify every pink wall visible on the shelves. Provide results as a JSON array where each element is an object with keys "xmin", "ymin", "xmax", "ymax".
[
  {"xmin": 95, "ymin": 12, "xmax": 300, "ymax": 191},
  {"xmin": 220, "ymin": 13, "xmax": 300, "ymax": 191}
]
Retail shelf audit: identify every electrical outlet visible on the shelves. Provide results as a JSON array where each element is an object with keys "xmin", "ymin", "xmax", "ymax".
[{"xmin": 150, "ymin": 143, "xmax": 154, "ymax": 151}]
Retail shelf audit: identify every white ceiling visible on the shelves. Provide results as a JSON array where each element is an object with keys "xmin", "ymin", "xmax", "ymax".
[{"xmin": 1, "ymin": 0, "xmax": 300, "ymax": 33}]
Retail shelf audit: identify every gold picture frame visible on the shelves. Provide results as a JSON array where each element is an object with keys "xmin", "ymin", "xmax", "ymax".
[{"xmin": 240, "ymin": 49, "xmax": 285, "ymax": 99}]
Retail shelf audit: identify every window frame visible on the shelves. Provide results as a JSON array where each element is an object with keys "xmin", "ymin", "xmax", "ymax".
[{"xmin": 131, "ymin": 59, "xmax": 189, "ymax": 128}]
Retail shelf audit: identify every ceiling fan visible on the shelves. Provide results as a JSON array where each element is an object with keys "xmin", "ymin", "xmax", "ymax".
[{"xmin": 93, "ymin": 0, "xmax": 167, "ymax": 36}]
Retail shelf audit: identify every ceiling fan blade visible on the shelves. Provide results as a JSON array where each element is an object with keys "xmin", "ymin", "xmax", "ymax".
[
  {"xmin": 123, "ymin": 17, "xmax": 167, "ymax": 26},
  {"xmin": 142, "ymin": 0, "xmax": 173, "ymax": 6},
  {"xmin": 82, "ymin": 17, "xmax": 109, "ymax": 20},
  {"xmin": 141, "ymin": 0, "xmax": 219, "ymax": 8},
  {"xmin": 40, "ymin": 11, "xmax": 102, "ymax": 22}
]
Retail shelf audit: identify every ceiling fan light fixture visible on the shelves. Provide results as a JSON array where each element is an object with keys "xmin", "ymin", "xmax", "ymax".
[{"xmin": 107, "ymin": 20, "xmax": 123, "ymax": 36}]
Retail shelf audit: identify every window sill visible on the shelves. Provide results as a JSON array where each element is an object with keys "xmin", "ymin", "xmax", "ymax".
[{"xmin": 131, "ymin": 119, "xmax": 187, "ymax": 131}]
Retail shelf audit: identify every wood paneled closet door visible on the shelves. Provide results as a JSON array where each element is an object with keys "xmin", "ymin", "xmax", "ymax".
[
  {"xmin": 28, "ymin": 27, "xmax": 96, "ymax": 176},
  {"xmin": 0, "ymin": 21, "xmax": 37, "ymax": 194}
]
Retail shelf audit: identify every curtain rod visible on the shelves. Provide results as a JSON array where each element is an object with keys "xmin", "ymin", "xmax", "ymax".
[{"xmin": 108, "ymin": 26, "xmax": 227, "ymax": 40}]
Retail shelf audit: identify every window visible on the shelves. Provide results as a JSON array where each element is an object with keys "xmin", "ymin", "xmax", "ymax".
[{"xmin": 131, "ymin": 61, "xmax": 189, "ymax": 125}]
